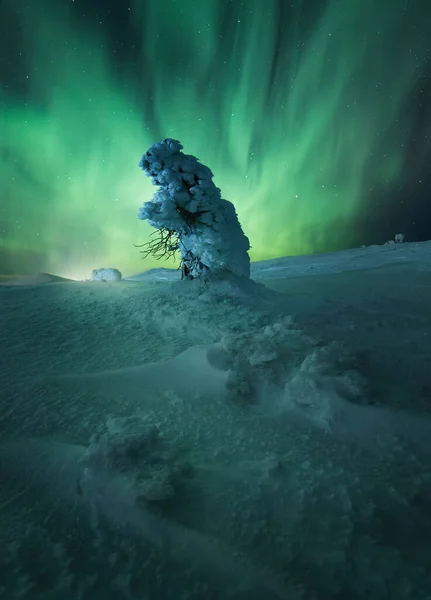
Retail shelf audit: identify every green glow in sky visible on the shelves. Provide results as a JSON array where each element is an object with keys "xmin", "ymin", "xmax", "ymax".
[{"xmin": 1, "ymin": 0, "xmax": 429, "ymax": 278}]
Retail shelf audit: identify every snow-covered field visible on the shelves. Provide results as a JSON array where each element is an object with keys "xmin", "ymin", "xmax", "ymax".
[{"xmin": 1, "ymin": 241, "xmax": 431, "ymax": 599}]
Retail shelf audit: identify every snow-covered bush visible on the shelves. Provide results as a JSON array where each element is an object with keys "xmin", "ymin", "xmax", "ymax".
[
  {"xmin": 137, "ymin": 138, "xmax": 250, "ymax": 280},
  {"xmin": 90, "ymin": 268, "xmax": 122, "ymax": 282},
  {"xmin": 81, "ymin": 416, "xmax": 191, "ymax": 504},
  {"xmin": 385, "ymin": 233, "xmax": 406, "ymax": 245}
]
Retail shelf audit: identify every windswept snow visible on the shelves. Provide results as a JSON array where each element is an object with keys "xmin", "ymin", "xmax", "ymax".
[
  {"xmin": 0, "ymin": 272, "xmax": 73, "ymax": 286},
  {"xmin": 1, "ymin": 241, "xmax": 431, "ymax": 599},
  {"xmin": 251, "ymin": 239, "xmax": 431, "ymax": 279}
]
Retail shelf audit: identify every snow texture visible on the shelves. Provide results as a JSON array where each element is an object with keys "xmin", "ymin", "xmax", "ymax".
[
  {"xmin": 138, "ymin": 138, "xmax": 250, "ymax": 279},
  {"xmin": 90, "ymin": 267, "xmax": 122, "ymax": 282},
  {"xmin": 1, "ymin": 240, "xmax": 431, "ymax": 599},
  {"xmin": 0, "ymin": 273, "xmax": 72, "ymax": 286}
]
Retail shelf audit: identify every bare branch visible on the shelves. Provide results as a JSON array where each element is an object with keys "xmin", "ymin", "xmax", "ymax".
[{"xmin": 134, "ymin": 228, "xmax": 180, "ymax": 262}]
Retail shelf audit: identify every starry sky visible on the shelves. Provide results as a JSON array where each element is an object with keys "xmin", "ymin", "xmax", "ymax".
[{"xmin": 1, "ymin": 0, "xmax": 430, "ymax": 279}]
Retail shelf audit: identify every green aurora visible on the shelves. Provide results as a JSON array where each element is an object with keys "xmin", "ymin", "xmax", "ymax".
[{"xmin": 1, "ymin": 0, "xmax": 430, "ymax": 279}]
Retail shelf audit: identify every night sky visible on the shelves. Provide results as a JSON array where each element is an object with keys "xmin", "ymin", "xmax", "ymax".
[{"xmin": 1, "ymin": 0, "xmax": 430, "ymax": 279}]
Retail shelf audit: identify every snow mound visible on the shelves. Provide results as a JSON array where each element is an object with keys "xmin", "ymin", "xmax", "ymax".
[
  {"xmin": 90, "ymin": 268, "xmax": 122, "ymax": 282},
  {"xmin": 82, "ymin": 416, "xmax": 191, "ymax": 503},
  {"xmin": 124, "ymin": 267, "xmax": 180, "ymax": 282}
]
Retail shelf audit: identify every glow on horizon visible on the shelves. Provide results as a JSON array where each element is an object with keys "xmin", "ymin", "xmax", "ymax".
[{"xmin": 1, "ymin": 0, "xmax": 429, "ymax": 277}]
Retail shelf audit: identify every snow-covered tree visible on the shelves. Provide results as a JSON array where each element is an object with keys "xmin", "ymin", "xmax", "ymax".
[
  {"xmin": 137, "ymin": 139, "xmax": 250, "ymax": 280},
  {"xmin": 90, "ymin": 268, "xmax": 122, "ymax": 282}
]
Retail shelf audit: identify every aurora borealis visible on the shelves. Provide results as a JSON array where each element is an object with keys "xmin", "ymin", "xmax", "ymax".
[{"xmin": 1, "ymin": 0, "xmax": 430, "ymax": 279}]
